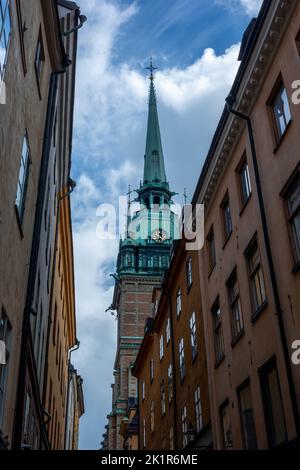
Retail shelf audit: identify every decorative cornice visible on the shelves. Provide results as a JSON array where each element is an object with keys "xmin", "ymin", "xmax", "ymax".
[{"xmin": 199, "ymin": 0, "xmax": 297, "ymax": 210}]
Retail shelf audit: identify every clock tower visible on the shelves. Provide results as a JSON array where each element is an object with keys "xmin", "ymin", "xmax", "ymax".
[{"xmin": 106, "ymin": 62, "xmax": 178, "ymax": 450}]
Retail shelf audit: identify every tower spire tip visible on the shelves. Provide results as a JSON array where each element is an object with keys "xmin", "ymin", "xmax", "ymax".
[{"xmin": 146, "ymin": 57, "xmax": 157, "ymax": 82}]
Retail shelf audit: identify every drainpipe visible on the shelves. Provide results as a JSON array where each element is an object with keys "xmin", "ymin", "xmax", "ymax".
[
  {"xmin": 225, "ymin": 95, "xmax": 300, "ymax": 439},
  {"xmin": 64, "ymin": 340, "xmax": 80, "ymax": 450}
]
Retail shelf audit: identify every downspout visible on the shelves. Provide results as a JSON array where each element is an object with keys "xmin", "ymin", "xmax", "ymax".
[
  {"xmin": 136, "ymin": 376, "xmax": 140, "ymax": 450},
  {"xmin": 64, "ymin": 341, "xmax": 80, "ymax": 450},
  {"xmin": 226, "ymin": 95, "xmax": 300, "ymax": 439}
]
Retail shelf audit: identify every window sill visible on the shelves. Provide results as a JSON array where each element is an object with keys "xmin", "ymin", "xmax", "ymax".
[
  {"xmin": 15, "ymin": 205, "xmax": 24, "ymax": 239},
  {"xmin": 292, "ymin": 261, "xmax": 300, "ymax": 275},
  {"xmin": 215, "ymin": 354, "xmax": 225, "ymax": 369},
  {"xmin": 273, "ymin": 120, "xmax": 292, "ymax": 154},
  {"xmin": 251, "ymin": 300, "xmax": 268, "ymax": 323},
  {"xmin": 222, "ymin": 231, "xmax": 232, "ymax": 250},
  {"xmin": 239, "ymin": 193, "xmax": 252, "ymax": 217},
  {"xmin": 231, "ymin": 329, "xmax": 245, "ymax": 348}
]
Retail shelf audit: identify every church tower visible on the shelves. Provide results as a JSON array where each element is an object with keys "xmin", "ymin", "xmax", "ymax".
[{"xmin": 106, "ymin": 62, "xmax": 177, "ymax": 450}]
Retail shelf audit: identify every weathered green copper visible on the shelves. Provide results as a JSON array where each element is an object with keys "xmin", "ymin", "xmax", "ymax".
[
  {"xmin": 143, "ymin": 80, "xmax": 167, "ymax": 185},
  {"xmin": 115, "ymin": 62, "xmax": 178, "ymax": 277}
]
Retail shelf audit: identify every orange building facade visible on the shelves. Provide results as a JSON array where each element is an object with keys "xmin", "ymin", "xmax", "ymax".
[
  {"xmin": 192, "ymin": 0, "xmax": 300, "ymax": 450},
  {"xmin": 133, "ymin": 239, "xmax": 212, "ymax": 450}
]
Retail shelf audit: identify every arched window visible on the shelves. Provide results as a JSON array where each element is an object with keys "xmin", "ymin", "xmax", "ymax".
[
  {"xmin": 153, "ymin": 196, "xmax": 160, "ymax": 206},
  {"xmin": 144, "ymin": 198, "xmax": 150, "ymax": 210}
]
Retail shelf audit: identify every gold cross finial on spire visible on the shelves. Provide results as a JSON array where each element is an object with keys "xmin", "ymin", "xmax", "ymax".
[{"xmin": 146, "ymin": 57, "xmax": 157, "ymax": 81}]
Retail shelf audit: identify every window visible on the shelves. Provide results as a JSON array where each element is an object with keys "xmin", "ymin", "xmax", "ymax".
[
  {"xmin": 16, "ymin": 133, "xmax": 31, "ymax": 224},
  {"xmin": 52, "ymin": 303, "xmax": 57, "ymax": 345},
  {"xmin": 53, "ymin": 111, "xmax": 57, "ymax": 148},
  {"xmin": 189, "ymin": 312, "xmax": 197, "ymax": 359},
  {"xmin": 153, "ymin": 298, "xmax": 159, "ymax": 315},
  {"xmin": 150, "ymin": 401, "xmax": 154, "ymax": 433},
  {"xmin": 150, "ymin": 358, "xmax": 154, "ymax": 383},
  {"xmin": 159, "ymin": 334, "xmax": 164, "ymax": 361},
  {"xmin": 153, "ymin": 256, "xmax": 159, "ymax": 268},
  {"xmin": 0, "ymin": 308, "xmax": 12, "ymax": 427},
  {"xmin": 44, "ymin": 177, "xmax": 50, "ymax": 231},
  {"xmin": 142, "ymin": 419, "xmax": 146, "ymax": 449},
  {"xmin": 23, "ymin": 391, "xmax": 31, "ymax": 442},
  {"xmin": 220, "ymin": 400, "xmax": 233, "ymax": 448},
  {"xmin": 160, "ymin": 380, "xmax": 166, "ymax": 416},
  {"xmin": 284, "ymin": 171, "xmax": 300, "ymax": 263},
  {"xmin": 246, "ymin": 238, "xmax": 266, "ymax": 315},
  {"xmin": 179, "ymin": 338, "xmax": 185, "ymax": 381},
  {"xmin": 269, "ymin": 81, "xmax": 291, "ymax": 141},
  {"xmin": 207, "ymin": 227, "xmax": 216, "ymax": 272},
  {"xmin": 0, "ymin": 0, "xmax": 11, "ymax": 80},
  {"xmin": 296, "ymin": 29, "xmax": 300, "ymax": 56},
  {"xmin": 259, "ymin": 357, "xmax": 287, "ymax": 448},
  {"xmin": 168, "ymin": 364, "xmax": 173, "ymax": 403},
  {"xmin": 238, "ymin": 158, "xmax": 252, "ymax": 206},
  {"xmin": 35, "ymin": 29, "xmax": 45, "ymax": 83},
  {"xmin": 221, "ymin": 193, "xmax": 233, "ymax": 242},
  {"xmin": 186, "ymin": 257, "xmax": 192, "ymax": 289},
  {"xmin": 176, "ymin": 289, "xmax": 182, "ymax": 317},
  {"xmin": 166, "ymin": 318, "xmax": 171, "ymax": 344},
  {"xmin": 227, "ymin": 270, "xmax": 244, "ymax": 341},
  {"xmin": 181, "ymin": 406, "xmax": 188, "ymax": 448},
  {"xmin": 211, "ymin": 298, "xmax": 225, "ymax": 364},
  {"xmin": 169, "ymin": 427, "xmax": 174, "ymax": 450},
  {"xmin": 194, "ymin": 386, "xmax": 203, "ymax": 433},
  {"xmin": 142, "ymin": 381, "xmax": 145, "ymax": 401},
  {"xmin": 238, "ymin": 381, "xmax": 257, "ymax": 450}
]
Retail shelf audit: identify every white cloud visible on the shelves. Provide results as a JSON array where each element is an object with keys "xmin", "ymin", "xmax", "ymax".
[
  {"xmin": 156, "ymin": 45, "xmax": 240, "ymax": 114},
  {"xmin": 240, "ymin": 0, "xmax": 263, "ymax": 15},
  {"xmin": 73, "ymin": 0, "xmax": 242, "ymax": 450},
  {"xmin": 216, "ymin": 0, "xmax": 263, "ymax": 16}
]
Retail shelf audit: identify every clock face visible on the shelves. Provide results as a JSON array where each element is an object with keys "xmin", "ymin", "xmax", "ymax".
[{"xmin": 152, "ymin": 229, "xmax": 168, "ymax": 242}]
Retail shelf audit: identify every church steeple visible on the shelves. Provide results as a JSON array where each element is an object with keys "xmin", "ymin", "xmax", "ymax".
[{"xmin": 143, "ymin": 60, "xmax": 167, "ymax": 185}]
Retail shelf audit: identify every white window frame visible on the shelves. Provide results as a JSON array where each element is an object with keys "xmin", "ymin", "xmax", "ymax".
[
  {"xmin": 159, "ymin": 334, "xmax": 164, "ymax": 361},
  {"xmin": 176, "ymin": 289, "xmax": 182, "ymax": 317},
  {"xmin": 189, "ymin": 312, "xmax": 197, "ymax": 358},
  {"xmin": 187, "ymin": 258, "xmax": 193, "ymax": 289},
  {"xmin": 179, "ymin": 338, "xmax": 185, "ymax": 380},
  {"xmin": 142, "ymin": 380, "xmax": 145, "ymax": 401},
  {"xmin": 166, "ymin": 318, "xmax": 171, "ymax": 344},
  {"xmin": 195, "ymin": 386, "xmax": 203, "ymax": 433},
  {"xmin": 15, "ymin": 133, "xmax": 31, "ymax": 224},
  {"xmin": 181, "ymin": 405, "xmax": 188, "ymax": 448},
  {"xmin": 168, "ymin": 364, "xmax": 173, "ymax": 403}
]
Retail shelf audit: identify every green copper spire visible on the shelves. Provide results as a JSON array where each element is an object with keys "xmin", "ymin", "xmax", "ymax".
[{"xmin": 143, "ymin": 61, "xmax": 167, "ymax": 185}]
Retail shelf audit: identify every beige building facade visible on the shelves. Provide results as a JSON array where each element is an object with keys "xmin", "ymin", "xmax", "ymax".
[
  {"xmin": 192, "ymin": 0, "xmax": 300, "ymax": 449},
  {"xmin": 0, "ymin": 0, "xmax": 84, "ymax": 449}
]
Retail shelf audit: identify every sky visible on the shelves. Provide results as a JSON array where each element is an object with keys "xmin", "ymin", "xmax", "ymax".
[{"xmin": 70, "ymin": 0, "xmax": 263, "ymax": 450}]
